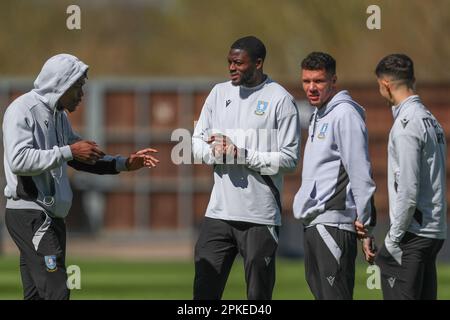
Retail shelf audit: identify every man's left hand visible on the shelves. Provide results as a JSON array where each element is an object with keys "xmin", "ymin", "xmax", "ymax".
[{"xmin": 126, "ymin": 148, "xmax": 159, "ymax": 170}]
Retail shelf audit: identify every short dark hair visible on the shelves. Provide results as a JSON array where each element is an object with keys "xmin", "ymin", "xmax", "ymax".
[
  {"xmin": 230, "ymin": 36, "xmax": 266, "ymax": 62},
  {"xmin": 301, "ymin": 52, "xmax": 336, "ymax": 76},
  {"xmin": 375, "ymin": 54, "xmax": 415, "ymax": 85}
]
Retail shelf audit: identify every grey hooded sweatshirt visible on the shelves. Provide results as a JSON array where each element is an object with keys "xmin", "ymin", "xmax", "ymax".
[
  {"xmin": 3, "ymin": 54, "xmax": 127, "ymax": 218},
  {"xmin": 293, "ymin": 90, "xmax": 376, "ymax": 230}
]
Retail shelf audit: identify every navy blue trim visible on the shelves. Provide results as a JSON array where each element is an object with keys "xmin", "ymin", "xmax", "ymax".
[
  {"xmin": 16, "ymin": 176, "xmax": 38, "ymax": 201},
  {"xmin": 324, "ymin": 162, "xmax": 349, "ymax": 211},
  {"xmin": 68, "ymin": 159, "xmax": 119, "ymax": 175}
]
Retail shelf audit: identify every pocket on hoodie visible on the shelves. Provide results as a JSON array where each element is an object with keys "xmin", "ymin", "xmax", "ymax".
[
  {"xmin": 293, "ymin": 179, "xmax": 318, "ymax": 218},
  {"xmin": 36, "ymin": 167, "xmax": 73, "ymax": 218}
]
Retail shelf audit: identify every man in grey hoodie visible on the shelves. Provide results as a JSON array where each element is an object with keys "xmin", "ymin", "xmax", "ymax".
[
  {"xmin": 293, "ymin": 52, "xmax": 376, "ymax": 299},
  {"xmin": 2, "ymin": 54, "xmax": 159, "ymax": 300},
  {"xmin": 374, "ymin": 54, "xmax": 447, "ymax": 300}
]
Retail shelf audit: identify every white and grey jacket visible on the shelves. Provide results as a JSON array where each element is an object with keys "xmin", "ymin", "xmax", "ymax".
[
  {"xmin": 293, "ymin": 90, "xmax": 376, "ymax": 230},
  {"xmin": 387, "ymin": 95, "xmax": 447, "ymax": 242},
  {"xmin": 192, "ymin": 77, "xmax": 300, "ymax": 226},
  {"xmin": 2, "ymin": 54, "xmax": 128, "ymax": 218}
]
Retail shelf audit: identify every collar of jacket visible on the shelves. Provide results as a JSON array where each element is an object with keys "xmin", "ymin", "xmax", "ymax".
[{"xmin": 391, "ymin": 95, "xmax": 421, "ymax": 120}]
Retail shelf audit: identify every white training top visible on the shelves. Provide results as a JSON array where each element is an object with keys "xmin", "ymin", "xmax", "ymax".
[{"xmin": 192, "ymin": 77, "xmax": 300, "ymax": 226}]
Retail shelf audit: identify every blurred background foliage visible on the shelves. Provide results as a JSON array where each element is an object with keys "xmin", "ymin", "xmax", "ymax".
[{"xmin": 0, "ymin": 0, "xmax": 449, "ymax": 83}]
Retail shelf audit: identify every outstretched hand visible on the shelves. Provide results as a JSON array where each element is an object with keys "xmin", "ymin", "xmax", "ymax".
[{"xmin": 126, "ymin": 148, "xmax": 159, "ymax": 171}]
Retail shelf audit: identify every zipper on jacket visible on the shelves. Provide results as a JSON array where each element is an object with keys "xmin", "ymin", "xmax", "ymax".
[
  {"xmin": 54, "ymin": 109, "xmax": 60, "ymax": 146},
  {"xmin": 310, "ymin": 112, "xmax": 318, "ymax": 142},
  {"xmin": 53, "ymin": 109, "xmax": 64, "ymax": 180},
  {"xmin": 54, "ymin": 110, "xmax": 65, "ymax": 146}
]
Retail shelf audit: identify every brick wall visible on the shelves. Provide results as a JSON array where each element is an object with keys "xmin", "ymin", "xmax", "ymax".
[{"xmin": 1, "ymin": 81, "xmax": 448, "ymax": 231}]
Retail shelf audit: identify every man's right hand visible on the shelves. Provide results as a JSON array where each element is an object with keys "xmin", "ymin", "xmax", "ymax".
[
  {"xmin": 207, "ymin": 135, "xmax": 237, "ymax": 160},
  {"xmin": 362, "ymin": 237, "xmax": 377, "ymax": 264},
  {"xmin": 354, "ymin": 220, "xmax": 369, "ymax": 239},
  {"xmin": 70, "ymin": 140, "xmax": 105, "ymax": 164}
]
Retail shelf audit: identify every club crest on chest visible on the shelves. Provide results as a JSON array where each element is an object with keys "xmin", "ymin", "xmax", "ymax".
[{"xmin": 255, "ymin": 100, "xmax": 268, "ymax": 115}]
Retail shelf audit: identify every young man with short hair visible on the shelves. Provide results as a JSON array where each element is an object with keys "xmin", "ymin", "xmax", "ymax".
[
  {"xmin": 374, "ymin": 53, "xmax": 447, "ymax": 300},
  {"xmin": 192, "ymin": 36, "xmax": 300, "ymax": 300},
  {"xmin": 293, "ymin": 52, "xmax": 376, "ymax": 300}
]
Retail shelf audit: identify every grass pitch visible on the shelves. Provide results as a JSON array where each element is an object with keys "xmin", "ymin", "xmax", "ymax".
[{"xmin": 1, "ymin": 255, "xmax": 450, "ymax": 299}]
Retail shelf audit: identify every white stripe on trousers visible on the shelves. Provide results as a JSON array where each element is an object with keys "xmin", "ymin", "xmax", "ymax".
[
  {"xmin": 316, "ymin": 224, "xmax": 342, "ymax": 265},
  {"xmin": 32, "ymin": 212, "xmax": 52, "ymax": 251}
]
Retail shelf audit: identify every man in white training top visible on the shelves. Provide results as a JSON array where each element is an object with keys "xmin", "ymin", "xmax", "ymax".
[{"xmin": 192, "ymin": 36, "xmax": 300, "ymax": 300}]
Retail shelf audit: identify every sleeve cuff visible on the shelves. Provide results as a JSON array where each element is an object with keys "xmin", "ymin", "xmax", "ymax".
[
  {"xmin": 115, "ymin": 156, "xmax": 128, "ymax": 172},
  {"xmin": 388, "ymin": 231, "xmax": 402, "ymax": 244},
  {"xmin": 59, "ymin": 145, "xmax": 73, "ymax": 161}
]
